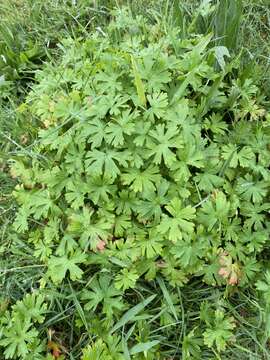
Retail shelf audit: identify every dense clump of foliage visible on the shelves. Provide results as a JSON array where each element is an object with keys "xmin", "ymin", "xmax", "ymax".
[{"xmin": 1, "ymin": 6, "xmax": 269, "ymax": 360}]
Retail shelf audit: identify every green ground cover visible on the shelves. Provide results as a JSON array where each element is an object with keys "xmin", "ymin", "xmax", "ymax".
[{"xmin": 0, "ymin": 1, "xmax": 269, "ymax": 359}]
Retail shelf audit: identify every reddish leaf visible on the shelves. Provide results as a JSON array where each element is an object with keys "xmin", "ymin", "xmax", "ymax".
[
  {"xmin": 48, "ymin": 340, "xmax": 61, "ymax": 358},
  {"xmin": 96, "ymin": 239, "xmax": 106, "ymax": 252}
]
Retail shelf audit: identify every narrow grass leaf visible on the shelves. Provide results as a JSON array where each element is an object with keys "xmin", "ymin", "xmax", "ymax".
[
  {"xmin": 123, "ymin": 340, "xmax": 131, "ymax": 360},
  {"xmin": 214, "ymin": 0, "xmax": 243, "ymax": 52},
  {"xmin": 131, "ymin": 55, "xmax": 146, "ymax": 107},
  {"xmin": 110, "ymin": 294, "xmax": 156, "ymax": 334},
  {"xmin": 68, "ymin": 282, "xmax": 89, "ymax": 332},
  {"xmin": 157, "ymin": 277, "xmax": 178, "ymax": 321},
  {"xmin": 125, "ymin": 323, "xmax": 136, "ymax": 341},
  {"xmin": 130, "ymin": 340, "xmax": 160, "ymax": 355}
]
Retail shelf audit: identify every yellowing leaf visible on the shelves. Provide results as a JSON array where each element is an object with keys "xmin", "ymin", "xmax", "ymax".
[{"xmin": 131, "ymin": 55, "xmax": 146, "ymax": 107}]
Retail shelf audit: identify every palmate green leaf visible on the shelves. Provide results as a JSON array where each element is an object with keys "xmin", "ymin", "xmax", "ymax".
[
  {"xmin": 13, "ymin": 188, "xmax": 61, "ymax": 225},
  {"xmin": 96, "ymin": 69, "xmax": 123, "ymax": 94},
  {"xmin": 115, "ymin": 268, "xmax": 139, "ymax": 291},
  {"xmin": 161, "ymin": 261, "xmax": 189, "ymax": 287},
  {"xmin": 43, "ymin": 218, "xmax": 60, "ymax": 245},
  {"xmin": 105, "ymin": 109, "xmax": 137, "ymax": 147},
  {"xmin": 138, "ymin": 228, "xmax": 164, "ymax": 259},
  {"xmin": 121, "ymin": 166, "xmax": 161, "ymax": 193},
  {"xmin": 39, "ymin": 127, "xmax": 74, "ymax": 157},
  {"xmin": 137, "ymin": 180, "xmax": 170, "ymax": 221},
  {"xmin": 203, "ymin": 309, "xmax": 235, "ymax": 352},
  {"xmin": 236, "ymin": 175, "xmax": 268, "ymax": 203},
  {"xmin": 223, "ymin": 218, "xmax": 241, "ymax": 241},
  {"xmin": 114, "ymin": 214, "xmax": 132, "ymax": 237},
  {"xmin": 166, "ymin": 99, "xmax": 189, "ymax": 125},
  {"xmin": 108, "ymin": 238, "xmax": 140, "ymax": 264},
  {"xmin": 146, "ymin": 92, "xmax": 168, "ymax": 120},
  {"xmin": 158, "ymin": 198, "xmax": 196, "ymax": 242},
  {"xmin": 138, "ymin": 51, "xmax": 172, "ymax": 92},
  {"xmin": 64, "ymin": 143, "xmax": 85, "ymax": 175},
  {"xmin": 27, "ymin": 229, "xmax": 53, "ymax": 261},
  {"xmin": 47, "ymin": 250, "xmax": 86, "ymax": 284},
  {"xmin": 170, "ymin": 239, "xmax": 204, "ymax": 269},
  {"xmin": 40, "ymin": 166, "xmax": 70, "ymax": 194},
  {"xmin": 56, "ymin": 234, "xmax": 77, "ymax": 256},
  {"xmin": 170, "ymin": 162, "xmax": 191, "ymax": 183},
  {"xmin": 241, "ymin": 202, "xmax": 270, "ymax": 230},
  {"xmin": 81, "ymin": 339, "xmax": 111, "ymax": 360},
  {"xmin": 65, "ymin": 179, "xmax": 87, "ymax": 210},
  {"xmin": 81, "ymin": 337, "xmax": 124, "ymax": 360},
  {"xmin": 85, "ymin": 149, "xmax": 119, "ymax": 178},
  {"xmin": 221, "ymin": 144, "xmax": 255, "ymax": 168},
  {"xmin": 168, "ymin": 106, "xmax": 202, "ymax": 146},
  {"xmin": 87, "ymin": 93, "xmax": 129, "ymax": 118},
  {"xmin": 32, "ymin": 242, "xmax": 53, "ymax": 262},
  {"xmin": 241, "ymin": 229, "xmax": 268, "ymax": 253},
  {"xmin": 9, "ymin": 160, "xmax": 35, "ymax": 188},
  {"xmin": 198, "ymin": 191, "xmax": 230, "ymax": 231},
  {"xmin": 67, "ymin": 207, "xmax": 113, "ymax": 249},
  {"xmin": 53, "ymin": 94, "xmax": 81, "ymax": 120},
  {"xmin": 85, "ymin": 149, "xmax": 130, "ymax": 180},
  {"xmin": 177, "ymin": 141, "xmax": 205, "ymax": 168},
  {"xmin": 81, "ymin": 274, "xmax": 125, "ymax": 317},
  {"xmin": 182, "ymin": 329, "xmax": 203, "ymax": 360},
  {"xmin": 171, "ymin": 140, "xmax": 206, "ymax": 182},
  {"xmin": 137, "ymin": 258, "xmax": 157, "ymax": 282},
  {"xmin": 86, "ymin": 176, "xmax": 116, "ymax": 205},
  {"xmin": 147, "ymin": 124, "xmax": 183, "ymax": 167},
  {"xmin": 80, "ymin": 119, "xmax": 107, "ymax": 149},
  {"xmin": 12, "ymin": 293, "xmax": 47, "ymax": 324},
  {"xmin": 198, "ymin": 256, "xmax": 221, "ymax": 286},
  {"xmin": 28, "ymin": 191, "xmax": 61, "ymax": 219},
  {"xmin": 21, "ymin": 339, "xmax": 45, "ymax": 360},
  {"xmin": 195, "ymin": 170, "xmax": 224, "ymax": 192},
  {"xmin": 203, "ymin": 113, "xmax": 228, "ymax": 136},
  {"xmin": 115, "ymin": 190, "xmax": 138, "ymax": 215},
  {"xmin": 202, "ymin": 142, "xmax": 220, "ymax": 167},
  {"xmin": 85, "ymin": 97, "xmax": 111, "ymax": 121},
  {"xmin": 13, "ymin": 206, "xmax": 30, "ymax": 233},
  {"xmin": 225, "ymin": 240, "xmax": 247, "ymax": 264},
  {"xmin": 241, "ymin": 258, "xmax": 261, "ymax": 284},
  {"xmin": 133, "ymin": 120, "xmax": 152, "ymax": 147},
  {"xmin": 0, "ymin": 319, "xmax": 38, "ymax": 359}
]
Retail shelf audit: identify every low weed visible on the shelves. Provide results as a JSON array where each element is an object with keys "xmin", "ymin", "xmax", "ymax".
[{"xmin": 0, "ymin": 1, "xmax": 269, "ymax": 359}]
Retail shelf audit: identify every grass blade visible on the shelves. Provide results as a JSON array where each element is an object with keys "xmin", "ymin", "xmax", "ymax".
[
  {"xmin": 110, "ymin": 294, "xmax": 156, "ymax": 334},
  {"xmin": 214, "ymin": 0, "xmax": 243, "ymax": 52},
  {"xmin": 157, "ymin": 277, "xmax": 178, "ymax": 321},
  {"xmin": 130, "ymin": 340, "xmax": 160, "ymax": 355},
  {"xmin": 68, "ymin": 282, "xmax": 89, "ymax": 332},
  {"xmin": 131, "ymin": 55, "xmax": 146, "ymax": 107}
]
